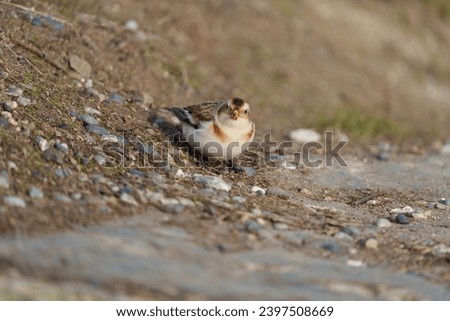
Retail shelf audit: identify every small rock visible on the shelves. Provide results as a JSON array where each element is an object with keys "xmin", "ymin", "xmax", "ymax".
[
  {"xmin": 125, "ymin": 19, "xmax": 139, "ymax": 30},
  {"xmin": 69, "ymin": 55, "xmax": 91, "ymax": 78},
  {"xmin": 232, "ymin": 195, "xmax": 246, "ymax": 203},
  {"xmin": 16, "ymin": 96, "xmax": 31, "ymax": 106},
  {"xmin": 78, "ymin": 114, "xmax": 99, "ymax": 125},
  {"xmin": 84, "ymin": 124, "xmax": 109, "ymax": 136},
  {"xmin": 412, "ymin": 211, "xmax": 431, "ymax": 219},
  {"xmin": 85, "ymin": 79, "xmax": 93, "ymax": 89},
  {"xmin": 120, "ymin": 193, "xmax": 139, "ymax": 206},
  {"xmin": 35, "ymin": 136, "xmax": 49, "ymax": 152},
  {"xmin": 244, "ymin": 220, "xmax": 262, "ymax": 233},
  {"xmin": 445, "ymin": 199, "xmax": 450, "ymax": 206},
  {"xmin": 0, "ymin": 170, "xmax": 10, "ymax": 189},
  {"xmin": 320, "ymin": 241, "xmax": 340, "ymax": 253},
  {"xmin": 94, "ymin": 154, "xmax": 106, "ymax": 166},
  {"xmin": 235, "ymin": 166, "xmax": 256, "ymax": 176},
  {"xmin": 367, "ymin": 199, "xmax": 377, "ymax": 206},
  {"xmin": 390, "ymin": 206, "xmax": 414, "ymax": 215},
  {"xmin": 128, "ymin": 169, "xmax": 145, "ymax": 178},
  {"xmin": 273, "ymin": 223, "xmax": 289, "ymax": 230},
  {"xmin": 3, "ymin": 196, "xmax": 26, "ymax": 207},
  {"xmin": 441, "ymin": 143, "xmax": 450, "ymax": 155},
  {"xmin": 435, "ymin": 203, "xmax": 446, "ymax": 210},
  {"xmin": 54, "ymin": 193, "xmax": 72, "ymax": 203},
  {"xmin": 251, "ymin": 186, "xmax": 266, "ymax": 196},
  {"xmin": 341, "ymin": 226, "xmax": 361, "ymax": 236},
  {"xmin": 84, "ymin": 106, "xmax": 100, "ymax": 115},
  {"xmin": 106, "ymin": 92, "xmax": 125, "ymax": 105},
  {"xmin": 365, "ymin": 238, "xmax": 378, "ymax": 249},
  {"xmin": 376, "ymin": 151, "xmax": 390, "ymax": 161},
  {"xmin": 334, "ymin": 231, "xmax": 353, "ymax": 241},
  {"xmin": 69, "ymin": 110, "xmax": 79, "ymax": 118},
  {"xmin": 6, "ymin": 85, "xmax": 23, "ymax": 97},
  {"xmin": 193, "ymin": 174, "xmax": 231, "ymax": 192},
  {"xmin": 101, "ymin": 134, "xmax": 119, "ymax": 143},
  {"xmin": 289, "ymin": 128, "xmax": 321, "ymax": 143},
  {"xmin": 54, "ymin": 168, "xmax": 71, "ymax": 178},
  {"xmin": 43, "ymin": 148, "xmax": 64, "ymax": 165},
  {"xmin": 55, "ymin": 142, "xmax": 69, "ymax": 155},
  {"xmin": 0, "ymin": 118, "xmax": 8, "ymax": 128},
  {"xmin": 6, "ymin": 163, "xmax": 17, "ymax": 173},
  {"xmin": 266, "ymin": 187, "xmax": 291, "ymax": 199},
  {"xmin": 44, "ymin": 16, "xmax": 64, "ymax": 30},
  {"xmin": 174, "ymin": 168, "xmax": 187, "ymax": 179},
  {"xmin": 1, "ymin": 101, "xmax": 18, "ymax": 111},
  {"xmin": 376, "ymin": 218, "xmax": 392, "ymax": 228},
  {"xmin": 395, "ymin": 213, "xmax": 410, "ymax": 224},
  {"xmin": 28, "ymin": 186, "xmax": 44, "ymax": 199}
]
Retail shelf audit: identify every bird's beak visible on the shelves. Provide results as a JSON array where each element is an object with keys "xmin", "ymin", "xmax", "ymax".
[{"xmin": 232, "ymin": 110, "xmax": 239, "ymax": 120}]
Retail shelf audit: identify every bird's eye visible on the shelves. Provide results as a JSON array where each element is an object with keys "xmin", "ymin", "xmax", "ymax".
[{"xmin": 244, "ymin": 110, "xmax": 248, "ymax": 114}]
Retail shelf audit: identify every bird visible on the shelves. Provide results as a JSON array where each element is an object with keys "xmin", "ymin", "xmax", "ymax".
[{"xmin": 168, "ymin": 97, "xmax": 255, "ymax": 162}]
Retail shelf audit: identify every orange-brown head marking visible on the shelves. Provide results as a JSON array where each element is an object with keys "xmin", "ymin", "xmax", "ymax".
[{"xmin": 218, "ymin": 97, "xmax": 251, "ymax": 121}]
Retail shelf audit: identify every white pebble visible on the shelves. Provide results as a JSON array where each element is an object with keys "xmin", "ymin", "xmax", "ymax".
[
  {"xmin": 289, "ymin": 128, "xmax": 321, "ymax": 143},
  {"xmin": 35, "ymin": 136, "xmax": 49, "ymax": 152},
  {"xmin": 120, "ymin": 193, "xmax": 139, "ymax": 206},
  {"xmin": 101, "ymin": 135, "xmax": 119, "ymax": 143},
  {"xmin": 7, "ymin": 161, "xmax": 18, "ymax": 171},
  {"xmin": 251, "ymin": 186, "xmax": 266, "ymax": 195},
  {"xmin": 3, "ymin": 196, "xmax": 26, "ymax": 207},
  {"xmin": 193, "ymin": 174, "xmax": 231, "ymax": 192},
  {"xmin": 125, "ymin": 19, "xmax": 139, "ymax": 31},
  {"xmin": 365, "ymin": 238, "xmax": 378, "ymax": 249},
  {"xmin": 390, "ymin": 206, "xmax": 414, "ymax": 214}
]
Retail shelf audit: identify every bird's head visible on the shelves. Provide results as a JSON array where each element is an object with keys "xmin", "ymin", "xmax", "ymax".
[{"xmin": 218, "ymin": 97, "xmax": 251, "ymax": 123}]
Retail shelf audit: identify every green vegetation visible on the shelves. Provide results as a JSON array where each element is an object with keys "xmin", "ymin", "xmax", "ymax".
[
  {"xmin": 422, "ymin": 0, "xmax": 450, "ymax": 19},
  {"xmin": 315, "ymin": 105, "xmax": 410, "ymax": 141}
]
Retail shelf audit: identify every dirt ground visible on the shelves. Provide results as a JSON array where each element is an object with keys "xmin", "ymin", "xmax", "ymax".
[{"xmin": 0, "ymin": 0, "xmax": 449, "ymax": 300}]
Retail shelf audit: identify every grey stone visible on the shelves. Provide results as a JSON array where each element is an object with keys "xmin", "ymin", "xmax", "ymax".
[
  {"xmin": 376, "ymin": 151, "xmax": 390, "ymax": 161},
  {"xmin": 55, "ymin": 142, "xmax": 69, "ymax": 155},
  {"xmin": 45, "ymin": 16, "xmax": 64, "ymax": 30},
  {"xmin": 84, "ymin": 125, "xmax": 109, "ymax": 136},
  {"xmin": 69, "ymin": 110, "xmax": 79, "ymax": 118},
  {"xmin": 0, "ymin": 118, "xmax": 8, "ymax": 128},
  {"xmin": 106, "ymin": 92, "xmax": 125, "ymax": 105},
  {"xmin": 78, "ymin": 114, "xmax": 99, "ymax": 125},
  {"xmin": 0, "ymin": 170, "xmax": 10, "ymax": 189},
  {"xmin": 17, "ymin": 96, "xmax": 31, "ymax": 106},
  {"xmin": 6, "ymin": 85, "xmax": 23, "ymax": 97},
  {"xmin": 94, "ymin": 155, "xmax": 106, "ymax": 166},
  {"xmin": 3, "ymin": 196, "xmax": 26, "ymax": 207},
  {"xmin": 35, "ymin": 136, "xmax": 49, "ymax": 152},
  {"xmin": 244, "ymin": 220, "xmax": 262, "ymax": 233},
  {"xmin": 28, "ymin": 187, "xmax": 44, "ymax": 199},
  {"xmin": 341, "ymin": 226, "xmax": 361, "ymax": 236},
  {"xmin": 43, "ymin": 148, "xmax": 64, "ymax": 165},
  {"xmin": 69, "ymin": 55, "xmax": 91, "ymax": 78},
  {"xmin": 193, "ymin": 175, "xmax": 231, "ymax": 192},
  {"xmin": 54, "ymin": 168, "xmax": 71, "ymax": 178},
  {"xmin": 435, "ymin": 203, "xmax": 446, "ymax": 210},
  {"xmin": 54, "ymin": 194, "xmax": 72, "ymax": 203},
  {"xmin": 266, "ymin": 187, "xmax": 291, "ymax": 199},
  {"xmin": 273, "ymin": 223, "xmax": 289, "ymax": 231},
  {"xmin": 84, "ymin": 106, "xmax": 100, "ymax": 115},
  {"xmin": 376, "ymin": 218, "xmax": 392, "ymax": 228},
  {"xmin": 1, "ymin": 101, "xmax": 18, "ymax": 112},
  {"xmin": 120, "ymin": 193, "xmax": 139, "ymax": 206},
  {"xmin": 444, "ymin": 199, "xmax": 450, "ymax": 206},
  {"xmin": 100, "ymin": 135, "xmax": 118, "ymax": 143},
  {"xmin": 320, "ymin": 241, "xmax": 340, "ymax": 253},
  {"xmin": 128, "ymin": 169, "xmax": 146, "ymax": 178},
  {"xmin": 395, "ymin": 213, "xmax": 410, "ymax": 225}
]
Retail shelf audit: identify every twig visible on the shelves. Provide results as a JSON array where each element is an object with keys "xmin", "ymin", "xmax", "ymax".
[
  {"xmin": 353, "ymin": 191, "xmax": 379, "ymax": 205},
  {"xmin": 10, "ymin": 37, "xmax": 67, "ymax": 73}
]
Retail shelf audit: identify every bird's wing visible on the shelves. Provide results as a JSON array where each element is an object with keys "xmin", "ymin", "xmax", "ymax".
[{"xmin": 170, "ymin": 100, "xmax": 227, "ymax": 128}]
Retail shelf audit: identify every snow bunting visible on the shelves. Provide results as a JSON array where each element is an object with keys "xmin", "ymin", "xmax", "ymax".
[{"xmin": 169, "ymin": 98, "xmax": 255, "ymax": 161}]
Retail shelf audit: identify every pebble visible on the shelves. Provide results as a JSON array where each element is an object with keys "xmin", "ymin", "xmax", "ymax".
[
  {"xmin": 289, "ymin": 128, "xmax": 321, "ymax": 143},
  {"xmin": 17, "ymin": 96, "xmax": 31, "ymax": 106},
  {"xmin": 54, "ymin": 168, "xmax": 71, "ymax": 178},
  {"xmin": 35, "ymin": 136, "xmax": 49, "ymax": 152},
  {"xmin": 390, "ymin": 206, "xmax": 414, "ymax": 215},
  {"xmin": 44, "ymin": 16, "xmax": 64, "ymax": 30},
  {"xmin": 85, "ymin": 124, "xmax": 109, "ymax": 136},
  {"xmin": 69, "ymin": 55, "xmax": 91, "ymax": 78},
  {"xmin": 367, "ymin": 199, "xmax": 377, "ymax": 206},
  {"xmin": 84, "ymin": 106, "xmax": 100, "ymax": 115},
  {"xmin": 244, "ymin": 220, "xmax": 262, "ymax": 233},
  {"xmin": 193, "ymin": 174, "xmax": 231, "ymax": 192},
  {"xmin": 1, "ymin": 101, "xmax": 18, "ymax": 111},
  {"xmin": 273, "ymin": 223, "xmax": 289, "ymax": 230},
  {"xmin": 376, "ymin": 218, "xmax": 392, "ymax": 228},
  {"xmin": 101, "ymin": 134, "xmax": 119, "ymax": 143},
  {"xmin": 54, "ymin": 194, "xmax": 72, "ymax": 203},
  {"xmin": 266, "ymin": 187, "xmax": 291, "ymax": 199},
  {"xmin": 120, "ymin": 192, "xmax": 139, "ymax": 206},
  {"xmin": 174, "ymin": 168, "xmax": 187, "ymax": 179},
  {"xmin": 28, "ymin": 186, "xmax": 44, "ymax": 199},
  {"xmin": 94, "ymin": 154, "xmax": 107, "ymax": 166},
  {"xmin": 125, "ymin": 19, "xmax": 139, "ymax": 30},
  {"xmin": 395, "ymin": 213, "xmax": 410, "ymax": 224},
  {"xmin": 320, "ymin": 241, "xmax": 340, "ymax": 253},
  {"xmin": 365, "ymin": 238, "xmax": 378, "ymax": 249},
  {"xmin": 0, "ymin": 118, "xmax": 8, "ymax": 128},
  {"xmin": 251, "ymin": 186, "xmax": 266, "ymax": 196},
  {"xmin": 376, "ymin": 151, "xmax": 390, "ymax": 161},
  {"xmin": 7, "ymin": 161, "xmax": 18, "ymax": 171},
  {"xmin": 85, "ymin": 88, "xmax": 106, "ymax": 102},
  {"xmin": 6, "ymin": 85, "xmax": 23, "ymax": 97},
  {"xmin": 55, "ymin": 142, "xmax": 69, "ymax": 155},
  {"xmin": 0, "ymin": 170, "xmax": 10, "ymax": 189},
  {"xmin": 441, "ymin": 143, "xmax": 450, "ymax": 155},
  {"xmin": 128, "ymin": 169, "xmax": 146, "ymax": 178},
  {"xmin": 69, "ymin": 110, "xmax": 79, "ymax": 118},
  {"xmin": 107, "ymin": 92, "xmax": 126, "ymax": 105},
  {"xmin": 84, "ymin": 79, "xmax": 93, "ymax": 89},
  {"xmin": 435, "ymin": 203, "xmax": 446, "ymax": 210},
  {"xmin": 78, "ymin": 114, "xmax": 99, "ymax": 125},
  {"xmin": 445, "ymin": 199, "xmax": 450, "ymax": 206},
  {"xmin": 334, "ymin": 231, "xmax": 353, "ymax": 241},
  {"xmin": 412, "ymin": 211, "xmax": 431, "ymax": 219},
  {"xmin": 232, "ymin": 196, "xmax": 246, "ymax": 203},
  {"xmin": 341, "ymin": 226, "xmax": 361, "ymax": 236},
  {"xmin": 43, "ymin": 148, "xmax": 64, "ymax": 165},
  {"xmin": 3, "ymin": 196, "xmax": 26, "ymax": 207},
  {"xmin": 237, "ymin": 166, "xmax": 256, "ymax": 176}
]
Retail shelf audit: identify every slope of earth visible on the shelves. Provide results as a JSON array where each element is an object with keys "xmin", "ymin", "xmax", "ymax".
[{"xmin": 0, "ymin": 0, "xmax": 449, "ymax": 299}]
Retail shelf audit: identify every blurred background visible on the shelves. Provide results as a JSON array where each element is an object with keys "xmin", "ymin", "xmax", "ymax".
[{"xmin": 42, "ymin": 0, "xmax": 450, "ymax": 144}]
